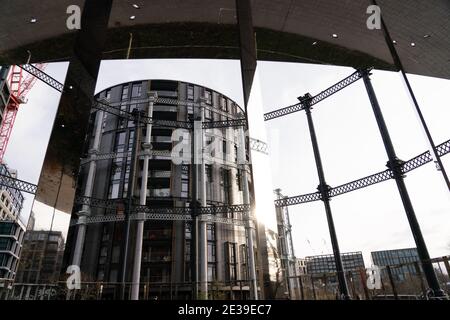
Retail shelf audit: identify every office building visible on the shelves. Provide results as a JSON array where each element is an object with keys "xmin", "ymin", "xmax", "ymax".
[
  {"xmin": 274, "ymin": 189, "xmax": 300, "ymax": 299},
  {"xmin": 0, "ymin": 164, "xmax": 26, "ymax": 294},
  {"xmin": 305, "ymin": 252, "xmax": 366, "ymax": 276},
  {"xmin": 11, "ymin": 230, "xmax": 65, "ymax": 300},
  {"xmin": 371, "ymin": 248, "xmax": 420, "ymax": 281},
  {"xmin": 296, "ymin": 258, "xmax": 307, "ymax": 276}
]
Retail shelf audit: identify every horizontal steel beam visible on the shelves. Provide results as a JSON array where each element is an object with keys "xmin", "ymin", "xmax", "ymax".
[
  {"xmin": 70, "ymin": 212, "xmax": 246, "ymax": 226},
  {"xmin": 275, "ymin": 138, "xmax": 450, "ymax": 208},
  {"xmin": 74, "ymin": 195, "xmax": 250, "ymax": 215},
  {"xmin": 264, "ymin": 69, "xmax": 367, "ymax": 121},
  {"xmin": 0, "ymin": 174, "xmax": 37, "ymax": 194},
  {"xmin": 93, "ymin": 98, "xmax": 247, "ymax": 129},
  {"xmin": 19, "ymin": 64, "xmax": 65, "ymax": 92}
]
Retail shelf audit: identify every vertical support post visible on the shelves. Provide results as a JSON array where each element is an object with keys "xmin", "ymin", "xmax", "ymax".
[
  {"xmin": 238, "ymin": 127, "xmax": 258, "ymax": 300},
  {"xmin": 413, "ymin": 261, "xmax": 427, "ymax": 298},
  {"xmin": 120, "ymin": 110, "xmax": 142, "ymax": 299},
  {"xmin": 359, "ymin": 268, "xmax": 371, "ymax": 300},
  {"xmin": 348, "ymin": 271, "xmax": 357, "ymax": 298},
  {"xmin": 361, "ymin": 69, "xmax": 446, "ymax": 299},
  {"xmin": 274, "ymin": 195, "xmax": 291, "ymax": 298},
  {"xmin": 300, "ymin": 95, "xmax": 350, "ymax": 300},
  {"xmin": 298, "ymin": 275, "xmax": 305, "ymax": 300},
  {"xmin": 443, "ymin": 257, "xmax": 450, "ymax": 277},
  {"xmin": 386, "ymin": 266, "xmax": 398, "ymax": 300},
  {"xmin": 198, "ymin": 100, "xmax": 208, "ymax": 299},
  {"xmin": 72, "ymin": 109, "xmax": 104, "ymax": 267},
  {"xmin": 371, "ymin": 0, "xmax": 450, "ymax": 192},
  {"xmin": 310, "ymin": 276, "xmax": 317, "ymax": 300},
  {"xmin": 131, "ymin": 92, "xmax": 157, "ymax": 300},
  {"xmin": 285, "ymin": 199, "xmax": 301, "ymax": 299},
  {"xmin": 190, "ymin": 110, "xmax": 201, "ymax": 300}
]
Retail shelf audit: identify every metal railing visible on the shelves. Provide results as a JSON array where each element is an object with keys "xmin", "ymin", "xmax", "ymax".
[{"xmin": 3, "ymin": 280, "xmax": 255, "ymax": 301}]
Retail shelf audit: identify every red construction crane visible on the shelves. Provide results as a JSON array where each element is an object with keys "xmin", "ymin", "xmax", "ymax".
[{"xmin": 0, "ymin": 64, "xmax": 46, "ymax": 162}]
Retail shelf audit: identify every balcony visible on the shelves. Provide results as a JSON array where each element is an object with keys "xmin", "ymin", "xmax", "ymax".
[
  {"xmin": 153, "ymin": 105, "xmax": 177, "ymax": 112},
  {"xmin": 156, "ymin": 90, "xmax": 178, "ymax": 98},
  {"xmin": 148, "ymin": 188, "xmax": 171, "ymax": 198}
]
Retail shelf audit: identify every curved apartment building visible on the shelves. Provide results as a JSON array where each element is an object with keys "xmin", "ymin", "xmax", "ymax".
[{"xmin": 63, "ymin": 79, "xmax": 266, "ymax": 299}]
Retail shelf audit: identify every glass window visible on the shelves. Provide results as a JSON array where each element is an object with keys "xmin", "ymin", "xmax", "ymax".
[
  {"xmin": 205, "ymin": 108, "xmax": 212, "ymax": 121},
  {"xmin": 109, "ymin": 182, "xmax": 120, "ymax": 199},
  {"xmin": 205, "ymin": 90, "xmax": 212, "ymax": 105},
  {"xmin": 236, "ymin": 169, "xmax": 242, "ymax": 191},
  {"xmin": 225, "ymin": 242, "xmax": 237, "ymax": 282},
  {"xmin": 112, "ymin": 246, "xmax": 120, "ymax": 263},
  {"xmin": 117, "ymin": 132, "xmax": 126, "ymax": 146},
  {"xmin": 109, "ymin": 269, "xmax": 118, "ymax": 282},
  {"xmin": 207, "ymin": 224, "xmax": 215, "ymax": 241},
  {"xmin": 121, "ymin": 85, "xmax": 129, "ymax": 100},
  {"xmin": 208, "ymin": 264, "xmax": 216, "ymax": 282},
  {"xmin": 187, "ymin": 85, "xmax": 194, "ymax": 100},
  {"xmin": 132, "ymin": 84, "xmax": 142, "ymax": 98}
]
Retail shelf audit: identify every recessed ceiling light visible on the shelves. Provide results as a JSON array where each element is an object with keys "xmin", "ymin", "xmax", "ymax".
[
  {"xmin": 423, "ymin": 34, "xmax": 431, "ymax": 38},
  {"xmin": 332, "ymin": 34, "xmax": 338, "ymax": 39},
  {"xmin": 410, "ymin": 42, "xmax": 416, "ymax": 47},
  {"xmin": 30, "ymin": 18, "xmax": 37, "ymax": 23},
  {"xmin": 129, "ymin": 15, "xmax": 136, "ymax": 20},
  {"xmin": 132, "ymin": 4, "xmax": 140, "ymax": 9}
]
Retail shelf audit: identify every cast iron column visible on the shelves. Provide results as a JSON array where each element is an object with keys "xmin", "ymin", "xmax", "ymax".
[
  {"xmin": 299, "ymin": 94, "xmax": 350, "ymax": 300},
  {"xmin": 197, "ymin": 101, "xmax": 208, "ymax": 299},
  {"xmin": 190, "ymin": 112, "xmax": 201, "ymax": 300},
  {"xmin": 361, "ymin": 69, "xmax": 446, "ymax": 299},
  {"xmin": 372, "ymin": 0, "xmax": 450, "ymax": 192},
  {"xmin": 238, "ymin": 127, "xmax": 258, "ymax": 300},
  {"xmin": 120, "ymin": 109, "xmax": 142, "ymax": 299},
  {"xmin": 131, "ymin": 92, "xmax": 157, "ymax": 300}
]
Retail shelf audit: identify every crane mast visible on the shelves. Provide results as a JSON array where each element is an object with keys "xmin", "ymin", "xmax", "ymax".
[{"xmin": 0, "ymin": 64, "xmax": 45, "ymax": 162}]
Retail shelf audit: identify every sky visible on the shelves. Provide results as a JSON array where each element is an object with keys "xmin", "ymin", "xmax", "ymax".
[{"xmin": 4, "ymin": 59, "xmax": 450, "ymax": 266}]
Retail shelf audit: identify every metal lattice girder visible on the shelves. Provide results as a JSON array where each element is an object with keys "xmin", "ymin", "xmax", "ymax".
[
  {"xmin": 402, "ymin": 138, "xmax": 450, "ymax": 173},
  {"xmin": 70, "ymin": 212, "xmax": 246, "ymax": 227},
  {"xmin": 80, "ymin": 151, "xmax": 131, "ymax": 165},
  {"xmin": 328, "ymin": 169, "xmax": 393, "ymax": 198},
  {"xmin": 275, "ymin": 138, "xmax": 450, "ymax": 208},
  {"xmin": 264, "ymin": 69, "xmax": 366, "ymax": 122},
  {"xmin": 132, "ymin": 203, "xmax": 250, "ymax": 215},
  {"xmin": 155, "ymin": 97, "xmax": 201, "ymax": 107},
  {"xmin": 308, "ymin": 69, "xmax": 366, "ymax": 106},
  {"xmin": 93, "ymin": 98, "xmax": 247, "ymax": 129},
  {"xmin": 19, "ymin": 64, "xmax": 65, "ymax": 92},
  {"xmin": 75, "ymin": 195, "xmax": 250, "ymax": 216},
  {"xmin": 274, "ymin": 192, "xmax": 322, "ymax": 207},
  {"xmin": 74, "ymin": 195, "xmax": 122, "ymax": 210},
  {"xmin": 80, "ymin": 150, "xmax": 173, "ymax": 165},
  {"xmin": 249, "ymin": 138, "xmax": 269, "ymax": 155},
  {"xmin": 0, "ymin": 174, "xmax": 37, "ymax": 194},
  {"xmin": 92, "ymin": 99, "xmax": 135, "ymax": 121},
  {"xmin": 203, "ymin": 118, "xmax": 247, "ymax": 129},
  {"xmin": 402, "ymin": 150, "xmax": 433, "ymax": 173},
  {"xmin": 436, "ymin": 139, "xmax": 450, "ymax": 156},
  {"xmin": 263, "ymin": 102, "xmax": 304, "ymax": 122},
  {"xmin": 80, "ymin": 143, "xmax": 270, "ymax": 164}
]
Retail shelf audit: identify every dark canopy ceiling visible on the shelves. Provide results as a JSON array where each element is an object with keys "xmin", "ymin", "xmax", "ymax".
[{"xmin": 1, "ymin": 0, "xmax": 449, "ymax": 78}]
